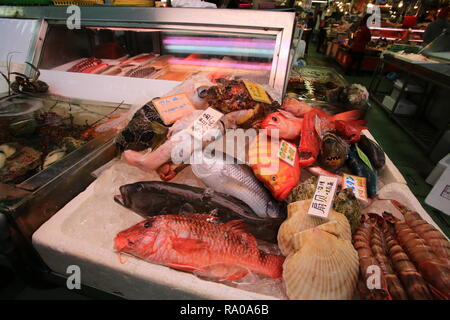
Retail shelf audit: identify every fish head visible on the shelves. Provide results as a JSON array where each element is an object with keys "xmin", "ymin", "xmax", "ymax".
[
  {"xmin": 114, "ymin": 184, "xmax": 137, "ymax": 208},
  {"xmin": 114, "ymin": 218, "xmax": 159, "ymax": 253},
  {"xmin": 266, "ymin": 201, "xmax": 286, "ymax": 219},
  {"xmin": 261, "ymin": 112, "xmax": 287, "ymax": 135},
  {"xmin": 114, "ymin": 182, "xmax": 165, "ymax": 215},
  {"xmin": 319, "ymin": 132, "xmax": 348, "ymax": 171},
  {"xmin": 259, "ymin": 165, "xmax": 300, "ymax": 202}
]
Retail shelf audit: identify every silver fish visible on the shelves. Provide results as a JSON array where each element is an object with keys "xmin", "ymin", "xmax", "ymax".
[{"xmin": 191, "ymin": 154, "xmax": 285, "ymax": 219}]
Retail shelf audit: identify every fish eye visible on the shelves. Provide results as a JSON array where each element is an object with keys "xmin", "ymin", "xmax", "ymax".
[
  {"xmin": 271, "ymin": 117, "xmax": 278, "ymax": 122},
  {"xmin": 144, "ymin": 221, "xmax": 152, "ymax": 228},
  {"xmin": 271, "ymin": 175, "xmax": 277, "ymax": 181}
]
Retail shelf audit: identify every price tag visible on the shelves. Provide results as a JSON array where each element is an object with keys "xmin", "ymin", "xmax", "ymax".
[
  {"xmin": 153, "ymin": 93, "xmax": 195, "ymax": 125},
  {"xmin": 356, "ymin": 144, "xmax": 374, "ymax": 171},
  {"xmin": 243, "ymin": 81, "xmax": 271, "ymax": 104},
  {"xmin": 308, "ymin": 175, "xmax": 338, "ymax": 219},
  {"xmin": 278, "ymin": 140, "xmax": 297, "ymax": 167},
  {"xmin": 189, "ymin": 107, "xmax": 224, "ymax": 140},
  {"xmin": 343, "ymin": 174, "xmax": 368, "ymax": 202}
]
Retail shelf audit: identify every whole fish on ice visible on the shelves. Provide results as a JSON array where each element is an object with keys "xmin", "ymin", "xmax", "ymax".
[
  {"xmin": 114, "ymin": 181, "xmax": 283, "ymax": 243},
  {"xmin": 191, "ymin": 155, "xmax": 285, "ymax": 219},
  {"xmin": 114, "ymin": 214, "xmax": 285, "ymax": 280}
]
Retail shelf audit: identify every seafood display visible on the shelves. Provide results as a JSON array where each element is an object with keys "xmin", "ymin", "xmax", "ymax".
[
  {"xmin": 11, "ymin": 51, "xmax": 446, "ymax": 301},
  {"xmin": 283, "ymin": 225, "xmax": 359, "ymax": 300},
  {"xmin": 204, "ymin": 79, "xmax": 280, "ymax": 129},
  {"xmin": 114, "ymin": 181, "xmax": 283, "ymax": 243},
  {"xmin": 191, "ymin": 155, "xmax": 285, "ymax": 219},
  {"xmin": 353, "ymin": 201, "xmax": 450, "ymax": 300},
  {"xmin": 114, "ymin": 214, "xmax": 285, "ymax": 280},
  {"xmin": 347, "ymin": 144, "xmax": 378, "ymax": 198},
  {"xmin": 357, "ymin": 134, "xmax": 386, "ymax": 170},
  {"xmin": 318, "ymin": 132, "xmax": 349, "ymax": 171},
  {"xmin": 277, "ymin": 199, "xmax": 352, "ymax": 256},
  {"xmin": 248, "ymin": 133, "xmax": 301, "ymax": 201},
  {"xmin": 115, "ymin": 102, "xmax": 169, "ymax": 152}
]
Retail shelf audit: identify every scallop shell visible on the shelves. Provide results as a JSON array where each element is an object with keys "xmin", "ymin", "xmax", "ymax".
[
  {"xmin": 283, "ymin": 224, "xmax": 359, "ymax": 300},
  {"xmin": 277, "ymin": 199, "xmax": 351, "ymax": 256}
]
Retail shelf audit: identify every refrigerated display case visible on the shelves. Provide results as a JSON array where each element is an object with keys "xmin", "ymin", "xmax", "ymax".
[{"xmin": 0, "ymin": 6, "xmax": 295, "ymax": 297}]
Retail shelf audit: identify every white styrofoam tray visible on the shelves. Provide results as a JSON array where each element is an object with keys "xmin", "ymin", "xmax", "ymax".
[
  {"xmin": 32, "ymin": 132, "xmax": 427, "ymax": 300},
  {"xmin": 32, "ymin": 160, "xmax": 281, "ymax": 300}
]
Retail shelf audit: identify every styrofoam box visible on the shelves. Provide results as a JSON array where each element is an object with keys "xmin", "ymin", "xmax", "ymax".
[
  {"xmin": 31, "ymin": 128, "xmax": 411, "ymax": 300},
  {"xmin": 426, "ymin": 153, "xmax": 450, "ymax": 185},
  {"xmin": 426, "ymin": 168, "xmax": 450, "ymax": 216}
]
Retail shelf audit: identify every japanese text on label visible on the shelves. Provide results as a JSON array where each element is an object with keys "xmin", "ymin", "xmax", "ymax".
[{"xmin": 308, "ymin": 175, "xmax": 338, "ymax": 218}]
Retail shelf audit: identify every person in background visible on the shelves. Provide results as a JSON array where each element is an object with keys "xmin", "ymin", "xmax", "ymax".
[
  {"xmin": 346, "ymin": 13, "xmax": 372, "ymax": 75},
  {"xmin": 304, "ymin": 12, "xmax": 315, "ymax": 54},
  {"xmin": 423, "ymin": 6, "xmax": 449, "ymax": 45},
  {"xmin": 316, "ymin": 13, "xmax": 329, "ymax": 53}
]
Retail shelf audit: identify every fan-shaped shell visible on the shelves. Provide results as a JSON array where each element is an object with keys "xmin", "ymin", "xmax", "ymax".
[
  {"xmin": 283, "ymin": 225, "xmax": 359, "ymax": 300},
  {"xmin": 277, "ymin": 199, "xmax": 351, "ymax": 256}
]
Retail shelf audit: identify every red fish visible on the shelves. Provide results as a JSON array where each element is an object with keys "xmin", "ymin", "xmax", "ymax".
[
  {"xmin": 298, "ymin": 108, "xmax": 328, "ymax": 167},
  {"xmin": 261, "ymin": 111, "xmax": 303, "ymax": 140},
  {"xmin": 249, "ymin": 134, "xmax": 301, "ymax": 201},
  {"xmin": 305, "ymin": 166, "xmax": 344, "ymax": 186},
  {"xmin": 82, "ymin": 63, "xmax": 108, "ymax": 74},
  {"xmin": 114, "ymin": 214, "xmax": 285, "ymax": 280},
  {"xmin": 281, "ymin": 97, "xmax": 313, "ymax": 117}
]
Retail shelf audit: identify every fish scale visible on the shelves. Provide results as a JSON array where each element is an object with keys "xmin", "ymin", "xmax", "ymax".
[{"xmin": 115, "ymin": 214, "xmax": 284, "ymax": 279}]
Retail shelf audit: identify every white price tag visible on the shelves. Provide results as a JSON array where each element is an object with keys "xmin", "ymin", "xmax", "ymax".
[
  {"xmin": 189, "ymin": 107, "xmax": 224, "ymax": 140},
  {"xmin": 308, "ymin": 175, "xmax": 338, "ymax": 219}
]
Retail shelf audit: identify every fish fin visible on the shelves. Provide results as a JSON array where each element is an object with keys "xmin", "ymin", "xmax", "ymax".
[
  {"xmin": 171, "ymin": 237, "xmax": 208, "ymax": 254},
  {"xmin": 224, "ymin": 220, "xmax": 257, "ymax": 247},
  {"xmin": 166, "ymin": 262, "xmax": 199, "ymax": 272},
  {"xmin": 178, "ymin": 203, "xmax": 196, "ymax": 214},
  {"xmin": 194, "ymin": 263, "xmax": 250, "ymax": 281},
  {"xmin": 329, "ymin": 110, "xmax": 364, "ymax": 122}
]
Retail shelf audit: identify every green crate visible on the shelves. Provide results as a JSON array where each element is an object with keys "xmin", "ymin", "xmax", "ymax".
[{"xmin": 0, "ymin": 0, "xmax": 52, "ymax": 4}]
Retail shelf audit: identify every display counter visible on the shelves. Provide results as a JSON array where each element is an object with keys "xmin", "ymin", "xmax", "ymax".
[
  {"xmin": 369, "ymin": 52, "xmax": 450, "ymax": 160},
  {"xmin": 1, "ymin": 7, "xmax": 449, "ymax": 301}
]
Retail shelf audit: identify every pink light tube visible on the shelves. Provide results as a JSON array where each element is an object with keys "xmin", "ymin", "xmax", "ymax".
[
  {"xmin": 168, "ymin": 58, "xmax": 272, "ymax": 71},
  {"xmin": 162, "ymin": 36, "xmax": 276, "ymax": 48}
]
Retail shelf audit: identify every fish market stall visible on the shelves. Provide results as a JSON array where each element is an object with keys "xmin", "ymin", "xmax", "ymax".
[{"xmin": 2, "ymin": 6, "xmax": 450, "ymax": 301}]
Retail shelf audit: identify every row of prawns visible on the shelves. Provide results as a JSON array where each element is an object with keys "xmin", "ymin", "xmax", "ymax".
[{"xmin": 353, "ymin": 200, "xmax": 450, "ymax": 300}]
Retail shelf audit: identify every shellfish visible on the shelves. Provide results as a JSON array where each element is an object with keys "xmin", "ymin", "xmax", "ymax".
[
  {"xmin": 283, "ymin": 223, "xmax": 359, "ymax": 300},
  {"xmin": 277, "ymin": 199, "xmax": 351, "ymax": 256}
]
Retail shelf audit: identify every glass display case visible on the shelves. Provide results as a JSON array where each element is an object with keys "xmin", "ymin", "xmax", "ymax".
[
  {"xmin": 0, "ymin": 6, "xmax": 295, "ymax": 287},
  {"xmin": 1, "ymin": 6, "xmax": 295, "ymax": 104}
]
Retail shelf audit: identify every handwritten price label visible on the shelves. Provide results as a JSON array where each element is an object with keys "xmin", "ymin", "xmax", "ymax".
[
  {"xmin": 308, "ymin": 175, "xmax": 338, "ymax": 219},
  {"xmin": 343, "ymin": 174, "xmax": 368, "ymax": 201},
  {"xmin": 189, "ymin": 107, "xmax": 224, "ymax": 140},
  {"xmin": 153, "ymin": 93, "xmax": 195, "ymax": 125},
  {"xmin": 278, "ymin": 140, "xmax": 296, "ymax": 167},
  {"xmin": 243, "ymin": 81, "xmax": 271, "ymax": 104}
]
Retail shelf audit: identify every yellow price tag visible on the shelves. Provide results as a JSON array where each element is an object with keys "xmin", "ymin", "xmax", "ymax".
[{"xmin": 243, "ymin": 81, "xmax": 271, "ymax": 104}]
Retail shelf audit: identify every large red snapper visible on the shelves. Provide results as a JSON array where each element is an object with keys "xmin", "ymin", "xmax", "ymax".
[{"xmin": 114, "ymin": 214, "xmax": 285, "ymax": 280}]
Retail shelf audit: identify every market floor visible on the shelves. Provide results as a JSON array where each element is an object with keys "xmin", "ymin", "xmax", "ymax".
[{"xmin": 304, "ymin": 50, "xmax": 450, "ymax": 238}]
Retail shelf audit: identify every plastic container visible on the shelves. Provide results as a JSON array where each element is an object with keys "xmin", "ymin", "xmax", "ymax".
[
  {"xmin": 425, "ymin": 168, "xmax": 450, "ymax": 216},
  {"xmin": 426, "ymin": 153, "xmax": 450, "ymax": 185},
  {"xmin": 382, "ymin": 96, "xmax": 418, "ymax": 116}
]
